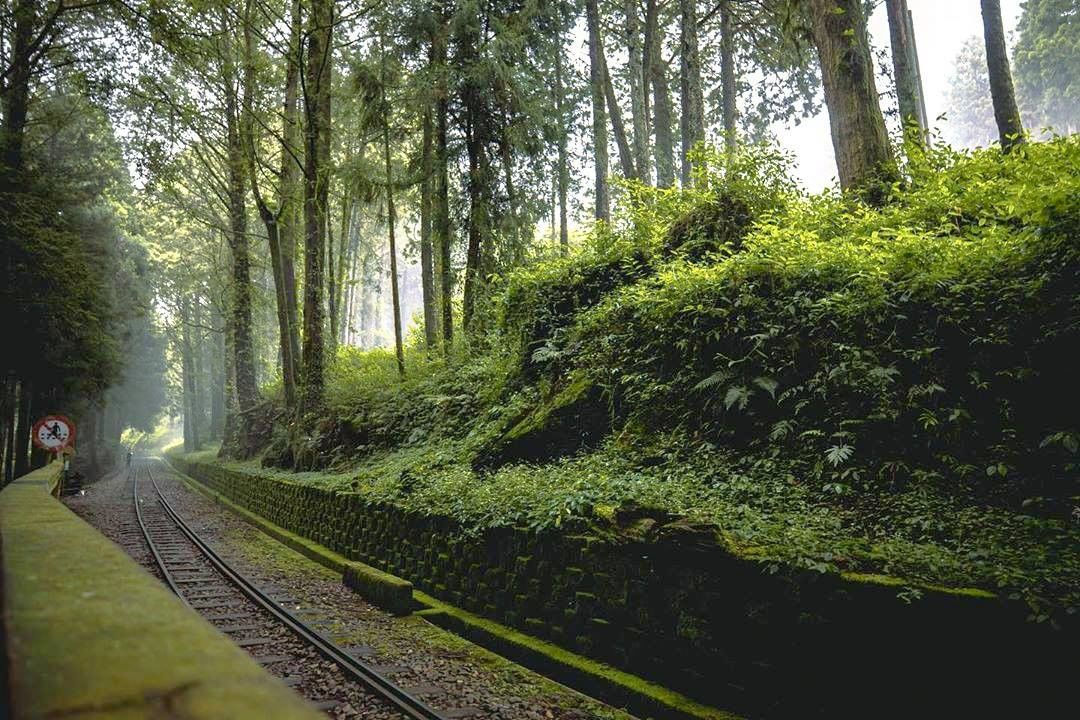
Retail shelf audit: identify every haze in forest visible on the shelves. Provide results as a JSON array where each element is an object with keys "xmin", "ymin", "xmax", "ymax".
[{"xmin": 782, "ymin": 0, "xmax": 1027, "ymax": 189}]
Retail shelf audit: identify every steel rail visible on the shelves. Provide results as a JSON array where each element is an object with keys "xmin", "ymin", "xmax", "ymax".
[
  {"xmin": 143, "ymin": 460, "xmax": 445, "ymax": 720},
  {"xmin": 132, "ymin": 465, "xmax": 186, "ymax": 601}
]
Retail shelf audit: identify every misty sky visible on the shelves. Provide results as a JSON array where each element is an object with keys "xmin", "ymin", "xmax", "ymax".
[{"xmin": 780, "ymin": 0, "xmax": 1025, "ymax": 190}]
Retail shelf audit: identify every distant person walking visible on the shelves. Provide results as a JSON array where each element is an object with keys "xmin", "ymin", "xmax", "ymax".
[{"xmin": 126, "ymin": 450, "xmax": 133, "ymax": 468}]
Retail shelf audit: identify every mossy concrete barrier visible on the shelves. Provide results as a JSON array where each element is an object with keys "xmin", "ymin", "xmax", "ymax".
[
  {"xmin": 0, "ymin": 462, "xmax": 322, "ymax": 720},
  {"xmin": 166, "ymin": 462, "xmax": 415, "ymax": 616},
  {"xmin": 170, "ymin": 452, "xmax": 1074, "ymax": 718}
]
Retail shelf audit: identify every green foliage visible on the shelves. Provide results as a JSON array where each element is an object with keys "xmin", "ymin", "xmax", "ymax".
[
  {"xmin": 276, "ymin": 139, "xmax": 1080, "ymax": 620},
  {"xmin": 1014, "ymin": 0, "xmax": 1080, "ymax": 134}
]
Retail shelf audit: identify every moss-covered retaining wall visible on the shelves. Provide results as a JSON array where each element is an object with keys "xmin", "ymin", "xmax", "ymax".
[
  {"xmin": 172, "ymin": 454, "xmax": 1072, "ymax": 718},
  {"xmin": 0, "ymin": 462, "xmax": 321, "ymax": 720}
]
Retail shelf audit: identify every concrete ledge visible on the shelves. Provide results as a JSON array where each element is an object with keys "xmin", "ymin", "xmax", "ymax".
[
  {"xmin": 164, "ymin": 456, "xmax": 415, "ymax": 616},
  {"xmin": 414, "ymin": 595, "xmax": 741, "ymax": 720},
  {"xmin": 342, "ymin": 563, "xmax": 414, "ymax": 616},
  {"xmin": 0, "ymin": 462, "xmax": 321, "ymax": 720}
]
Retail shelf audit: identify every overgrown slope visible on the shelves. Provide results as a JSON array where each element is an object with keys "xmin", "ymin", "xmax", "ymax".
[{"xmin": 258, "ymin": 140, "xmax": 1080, "ymax": 622}]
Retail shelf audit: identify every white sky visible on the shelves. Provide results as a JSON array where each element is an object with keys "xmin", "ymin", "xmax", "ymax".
[{"xmin": 775, "ymin": 0, "xmax": 1025, "ymax": 191}]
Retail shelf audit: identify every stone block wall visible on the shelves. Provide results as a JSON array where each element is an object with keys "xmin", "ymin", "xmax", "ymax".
[{"xmin": 172, "ymin": 456, "xmax": 1071, "ymax": 718}]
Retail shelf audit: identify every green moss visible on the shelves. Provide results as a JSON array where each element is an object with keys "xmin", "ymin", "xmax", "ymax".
[
  {"xmin": 840, "ymin": 572, "xmax": 996, "ymax": 599},
  {"xmin": 414, "ymin": 592, "xmax": 743, "ymax": 720},
  {"xmin": 0, "ymin": 463, "xmax": 319, "ymax": 719},
  {"xmin": 504, "ymin": 372, "xmax": 594, "ymax": 442}
]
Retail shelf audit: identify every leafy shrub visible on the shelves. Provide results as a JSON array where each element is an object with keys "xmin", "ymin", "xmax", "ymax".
[{"xmin": 260, "ymin": 138, "xmax": 1080, "ymax": 618}]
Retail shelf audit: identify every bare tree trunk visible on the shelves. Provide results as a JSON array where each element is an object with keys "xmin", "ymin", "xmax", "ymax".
[
  {"xmin": 462, "ymin": 109, "xmax": 486, "ymax": 333},
  {"xmin": 327, "ymin": 207, "xmax": 337, "ymax": 354},
  {"xmin": 461, "ymin": 16, "xmax": 489, "ymax": 334},
  {"xmin": 720, "ymin": 0, "xmax": 737, "ymax": 155},
  {"xmin": 13, "ymin": 380, "xmax": 31, "ymax": 478},
  {"xmin": 328, "ymin": 190, "xmax": 352, "ymax": 349},
  {"xmin": 192, "ymin": 297, "xmax": 206, "ymax": 442},
  {"xmin": 420, "ymin": 97, "xmax": 438, "ymax": 349},
  {"xmin": 646, "ymin": 0, "xmax": 675, "ymax": 188},
  {"xmin": 380, "ymin": 34, "xmax": 405, "ymax": 376},
  {"xmin": 0, "ymin": 377, "xmax": 11, "ymax": 485},
  {"xmin": 1, "ymin": 0, "xmax": 34, "ymax": 185},
  {"xmin": 220, "ymin": 290, "xmax": 237, "ymax": 456},
  {"xmin": 279, "ymin": 0, "xmax": 303, "ymax": 401},
  {"xmin": 499, "ymin": 126, "xmax": 525, "ymax": 264},
  {"xmin": 626, "ymin": 0, "xmax": 650, "ymax": 185},
  {"xmin": 586, "ymin": 0, "xmax": 610, "ymax": 220},
  {"xmin": 241, "ymin": 0, "xmax": 299, "ymax": 411},
  {"xmin": 602, "ymin": 54, "xmax": 636, "ymax": 180},
  {"xmin": 554, "ymin": 15, "xmax": 570, "ymax": 252},
  {"xmin": 980, "ymin": 0, "xmax": 1025, "ymax": 152},
  {"xmin": 222, "ymin": 9, "xmax": 258, "ymax": 419},
  {"xmin": 679, "ymin": 0, "xmax": 705, "ymax": 186},
  {"xmin": 433, "ymin": 5, "xmax": 453, "ymax": 350},
  {"xmin": 2, "ymin": 379, "xmax": 16, "ymax": 484},
  {"xmin": 300, "ymin": 0, "xmax": 333, "ymax": 413},
  {"xmin": 886, "ymin": 0, "xmax": 924, "ymax": 143},
  {"xmin": 210, "ymin": 301, "xmax": 226, "ymax": 440},
  {"xmin": 180, "ymin": 297, "xmax": 201, "ymax": 452},
  {"xmin": 808, "ymin": 0, "xmax": 898, "ymax": 202}
]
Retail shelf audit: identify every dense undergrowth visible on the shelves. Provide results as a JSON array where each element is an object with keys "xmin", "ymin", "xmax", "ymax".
[{"xmin": 253, "ymin": 139, "xmax": 1079, "ymax": 622}]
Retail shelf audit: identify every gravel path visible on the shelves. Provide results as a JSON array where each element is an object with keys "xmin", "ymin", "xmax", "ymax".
[{"xmin": 65, "ymin": 458, "xmax": 633, "ymax": 720}]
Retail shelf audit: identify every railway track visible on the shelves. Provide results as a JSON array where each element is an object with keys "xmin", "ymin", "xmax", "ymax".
[{"xmin": 131, "ymin": 459, "xmax": 450, "ymax": 720}]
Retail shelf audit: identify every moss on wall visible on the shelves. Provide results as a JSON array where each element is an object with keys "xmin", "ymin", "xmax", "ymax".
[{"xmin": 0, "ymin": 463, "xmax": 321, "ymax": 720}]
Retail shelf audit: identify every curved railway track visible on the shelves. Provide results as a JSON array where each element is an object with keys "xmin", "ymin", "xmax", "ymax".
[{"xmin": 131, "ymin": 459, "xmax": 448, "ymax": 720}]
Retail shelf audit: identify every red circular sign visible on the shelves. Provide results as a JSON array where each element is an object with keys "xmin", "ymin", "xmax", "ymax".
[{"xmin": 31, "ymin": 415, "xmax": 76, "ymax": 452}]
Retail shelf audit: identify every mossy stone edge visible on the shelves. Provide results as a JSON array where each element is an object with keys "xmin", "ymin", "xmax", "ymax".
[{"xmin": 0, "ymin": 462, "xmax": 321, "ymax": 720}]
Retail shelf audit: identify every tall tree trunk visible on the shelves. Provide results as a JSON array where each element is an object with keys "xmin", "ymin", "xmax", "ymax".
[
  {"xmin": 1, "ymin": 377, "xmax": 12, "ymax": 485},
  {"xmin": 210, "ymin": 303, "xmax": 226, "ymax": 440},
  {"xmin": 327, "ymin": 208, "xmax": 337, "ymax": 354},
  {"xmin": 807, "ymin": 0, "xmax": 898, "ymax": 202},
  {"xmin": 646, "ymin": 0, "xmax": 675, "ymax": 188},
  {"xmin": 13, "ymin": 380, "xmax": 31, "ymax": 478},
  {"xmin": 461, "ymin": 16, "xmax": 488, "ymax": 334},
  {"xmin": 1, "ymin": 0, "xmax": 34, "ymax": 184},
  {"xmin": 679, "ymin": 0, "xmax": 705, "ymax": 186},
  {"xmin": 335, "ymin": 201, "xmax": 354, "ymax": 346},
  {"xmin": 980, "ymin": 0, "xmax": 1025, "ymax": 152},
  {"xmin": 554, "ymin": 15, "xmax": 570, "ymax": 252},
  {"xmin": 586, "ymin": 0, "xmax": 610, "ymax": 220},
  {"xmin": 602, "ymin": 54, "xmax": 636, "ymax": 180},
  {"xmin": 180, "ymin": 297, "xmax": 201, "ymax": 452},
  {"xmin": 885, "ymin": 0, "xmax": 924, "ymax": 143},
  {"xmin": 720, "ymin": 0, "xmax": 737, "ymax": 155},
  {"xmin": 300, "ymin": 0, "xmax": 333, "ymax": 413},
  {"xmin": 220, "ymin": 286, "xmax": 237, "ymax": 457},
  {"xmin": 328, "ymin": 190, "xmax": 352, "ymax": 350},
  {"xmin": 626, "ymin": 0, "xmax": 650, "ymax": 185},
  {"xmin": 499, "ymin": 125, "xmax": 525, "ymax": 265},
  {"xmin": 433, "ymin": 5, "xmax": 453, "ymax": 350},
  {"xmin": 462, "ymin": 108, "xmax": 486, "ymax": 333},
  {"xmin": 279, "ymin": 0, "xmax": 303, "ymax": 402},
  {"xmin": 380, "ymin": 34, "xmax": 406, "ymax": 376},
  {"xmin": 420, "ymin": 98, "xmax": 438, "ymax": 349},
  {"xmin": 221, "ymin": 10, "xmax": 258, "ymax": 420},
  {"xmin": 192, "ymin": 297, "xmax": 206, "ymax": 442},
  {"xmin": 3, "ymin": 379, "xmax": 16, "ymax": 484},
  {"xmin": 240, "ymin": 0, "xmax": 297, "ymax": 409}
]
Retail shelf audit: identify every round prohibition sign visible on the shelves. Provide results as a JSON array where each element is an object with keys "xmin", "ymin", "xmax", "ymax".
[{"xmin": 32, "ymin": 415, "xmax": 76, "ymax": 452}]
